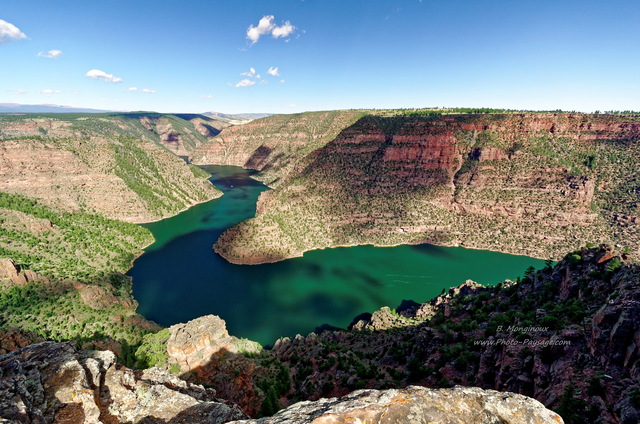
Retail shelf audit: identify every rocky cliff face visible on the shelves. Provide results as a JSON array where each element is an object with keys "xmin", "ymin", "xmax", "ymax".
[
  {"xmin": 211, "ymin": 113, "xmax": 640, "ymax": 264},
  {"xmin": 0, "ymin": 341, "xmax": 247, "ymax": 423},
  {"xmin": 138, "ymin": 114, "xmax": 228, "ymax": 156},
  {"xmin": 165, "ymin": 315, "xmax": 262, "ymax": 375},
  {"xmin": 191, "ymin": 110, "xmax": 366, "ymax": 188},
  {"xmin": 0, "ymin": 113, "xmax": 220, "ymax": 223}
]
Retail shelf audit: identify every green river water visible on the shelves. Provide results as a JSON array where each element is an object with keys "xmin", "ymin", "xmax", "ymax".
[{"xmin": 129, "ymin": 165, "xmax": 547, "ymax": 346}]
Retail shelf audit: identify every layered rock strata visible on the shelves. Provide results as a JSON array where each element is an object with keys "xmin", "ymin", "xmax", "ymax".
[
  {"xmin": 191, "ymin": 110, "xmax": 366, "ymax": 187},
  {"xmin": 0, "ymin": 114, "xmax": 220, "ymax": 223},
  {"xmin": 207, "ymin": 113, "xmax": 640, "ymax": 264}
]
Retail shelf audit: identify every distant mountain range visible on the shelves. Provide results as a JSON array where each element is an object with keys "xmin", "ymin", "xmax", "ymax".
[
  {"xmin": 0, "ymin": 104, "xmax": 274, "ymax": 122},
  {"xmin": 203, "ymin": 111, "xmax": 274, "ymax": 122},
  {"xmin": 0, "ymin": 103, "xmax": 114, "ymax": 114}
]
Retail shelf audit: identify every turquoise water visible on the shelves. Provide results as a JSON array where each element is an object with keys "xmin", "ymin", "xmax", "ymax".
[{"xmin": 129, "ymin": 165, "xmax": 547, "ymax": 346}]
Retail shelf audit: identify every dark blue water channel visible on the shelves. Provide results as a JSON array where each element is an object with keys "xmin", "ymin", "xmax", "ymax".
[{"xmin": 129, "ymin": 165, "xmax": 547, "ymax": 346}]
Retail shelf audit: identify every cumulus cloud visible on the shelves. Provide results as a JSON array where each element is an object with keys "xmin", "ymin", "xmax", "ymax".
[
  {"xmin": 142, "ymin": 88, "xmax": 156, "ymax": 93},
  {"xmin": 85, "ymin": 69, "xmax": 122, "ymax": 83},
  {"xmin": 235, "ymin": 79, "xmax": 256, "ymax": 88},
  {"xmin": 246, "ymin": 15, "xmax": 295, "ymax": 44},
  {"xmin": 241, "ymin": 68, "xmax": 260, "ymax": 78},
  {"xmin": 247, "ymin": 16, "xmax": 274, "ymax": 43},
  {"xmin": 0, "ymin": 19, "xmax": 27, "ymax": 43},
  {"xmin": 272, "ymin": 21, "xmax": 295, "ymax": 38},
  {"xmin": 40, "ymin": 89, "xmax": 61, "ymax": 96},
  {"xmin": 37, "ymin": 49, "xmax": 62, "ymax": 58},
  {"xmin": 128, "ymin": 87, "xmax": 138, "ymax": 91},
  {"xmin": 267, "ymin": 67, "xmax": 280, "ymax": 77}
]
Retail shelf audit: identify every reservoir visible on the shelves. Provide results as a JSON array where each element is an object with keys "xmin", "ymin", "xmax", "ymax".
[{"xmin": 129, "ymin": 165, "xmax": 547, "ymax": 346}]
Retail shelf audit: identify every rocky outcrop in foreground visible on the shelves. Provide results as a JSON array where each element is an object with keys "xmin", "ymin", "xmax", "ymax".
[
  {"xmin": 0, "ymin": 340, "xmax": 563, "ymax": 424},
  {"xmin": 165, "ymin": 315, "xmax": 265, "ymax": 417},
  {"xmin": 0, "ymin": 341, "xmax": 247, "ymax": 423},
  {"xmin": 166, "ymin": 315, "xmax": 262, "ymax": 375},
  {"xmin": 229, "ymin": 386, "xmax": 564, "ymax": 424},
  {"xmin": 135, "ymin": 315, "xmax": 268, "ymax": 417}
]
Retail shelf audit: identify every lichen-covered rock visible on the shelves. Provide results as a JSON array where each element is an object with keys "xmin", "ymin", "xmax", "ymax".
[
  {"xmin": 228, "ymin": 386, "xmax": 564, "ymax": 424},
  {"xmin": 0, "ymin": 341, "xmax": 247, "ymax": 424}
]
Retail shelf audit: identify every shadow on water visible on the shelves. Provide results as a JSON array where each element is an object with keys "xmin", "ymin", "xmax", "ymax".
[
  {"xmin": 409, "ymin": 243, "xmax": 452, "ymax": 257},
  {"xmin": 130, "ymin": 165, "xmax": 548, "ymax": 346}
]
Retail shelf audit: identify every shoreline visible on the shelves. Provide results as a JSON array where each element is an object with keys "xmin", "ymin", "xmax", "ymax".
[
  {"xmin": 215, "ymin": 238, "xmax": 554, "ymax": 266},
  {"xmin": 133, "ymin": 188, "xmax": 223, "ymax": 227},
  {"xmin": 126, "ymin": 182, "xmax": 224, "ymax": 269}
]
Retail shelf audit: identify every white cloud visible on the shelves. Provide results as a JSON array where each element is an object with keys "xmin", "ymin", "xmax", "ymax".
[
  {"xmin": 241, "ymin": 67, "xmax": 260, "ymax": 78},
  {"xmin": 246, "ymin": 15, "xmax": 295, "ymax": 44},
  {"xmin": 200, "ymin": 94, "xmax": 213, "ymax": 98},
  {"xmin": 247, "ymin": 15, "xmax": 275, "ymax": 44},
  {"xmin": 235, "ymin": 79, "xmax": 256, "ymax": 88},
  {"xmin": 14, "ymin": 89, "xmax": 28, "ymax": 94},
  {"xmin": 40, "ymin": 89, "xmax": 61, "ymax": 96},
  {"xmin": 85, "ymin": 69, "xmax": 122, "ymax": 83},
  {"xmin": 272, "ymin": 21, "xmax": 295, "ymax": 38},
  {"xmin": 128, "ymin": 87, "xmax": 138, "ymax": 91},
  {"xmin": 142, "ymin": 88, "xmax": 156, "ymax": 93},
  {"xmin": 280, "ymin": 79, "xmax": 285, "ymax": 84},
  {"xmin": 37, "ymin": 49, "xmax": 62, "ymax": 59},
  {"xmin": 0, "ymin": 19, "xmax": 27, "ymax": 43},
  {"xmin": 267, "ymin": 67, "xmax": 280, "ymax": 77}
]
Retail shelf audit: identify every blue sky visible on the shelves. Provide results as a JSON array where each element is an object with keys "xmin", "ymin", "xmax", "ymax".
[{"xmin": 1, "ymin": 0, "xmax": 639, "ymax": 113}]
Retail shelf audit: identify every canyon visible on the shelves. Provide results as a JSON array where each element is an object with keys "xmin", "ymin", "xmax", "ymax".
[{"xmin": 1, "ymin": 110, "xmax": 639, "ymax": 423}]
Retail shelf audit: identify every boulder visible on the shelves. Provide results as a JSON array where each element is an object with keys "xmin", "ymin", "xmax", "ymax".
[{"xmin": 228, "ymin": 385, "xmax": 564, "ymax": 424}]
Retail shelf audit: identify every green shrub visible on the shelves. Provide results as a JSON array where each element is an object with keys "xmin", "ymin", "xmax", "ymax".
[{"xmin": 135, "ymin": 329, "xmax": 171, "ymax": 368}]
